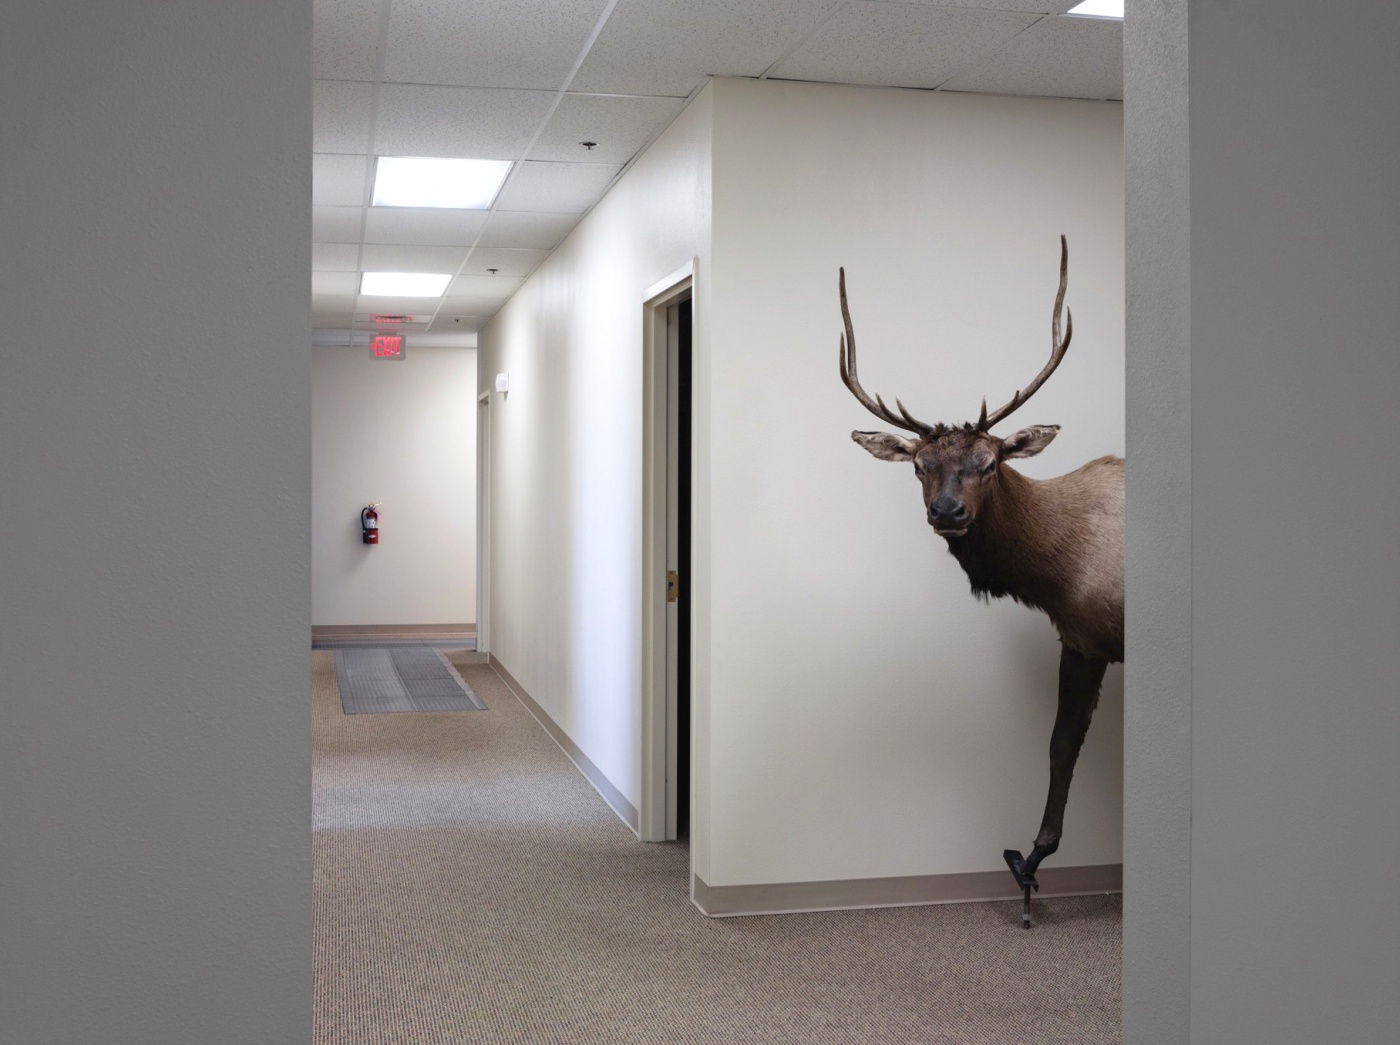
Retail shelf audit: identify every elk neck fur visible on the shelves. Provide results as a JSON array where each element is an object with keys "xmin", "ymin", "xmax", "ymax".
[{"xmin": 942, "ymin": 454, "xmax": 1125, "ymax": 664}]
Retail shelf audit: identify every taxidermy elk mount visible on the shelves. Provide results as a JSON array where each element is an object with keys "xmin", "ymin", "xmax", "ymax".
[{"xmin": 838, "ymin": 237, "xmax": 1124, "ymax": 927}]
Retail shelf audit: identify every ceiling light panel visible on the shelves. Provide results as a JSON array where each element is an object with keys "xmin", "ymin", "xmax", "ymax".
[
  {"xmin": 360, "ymin": 272, "xmax": 453, "ymax": 297},
  {"xmin": 1066, "ymin": 0, "xmax": 1124, "ymax": 17},
  {"xmin": 372, "ymin": 157, "xmax": 513, "ymax": 209}
]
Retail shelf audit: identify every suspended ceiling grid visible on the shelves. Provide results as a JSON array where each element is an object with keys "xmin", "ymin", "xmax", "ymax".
[{"xmin": 312, "ymin": 0, "xmax": 1123, "ymax": 343}]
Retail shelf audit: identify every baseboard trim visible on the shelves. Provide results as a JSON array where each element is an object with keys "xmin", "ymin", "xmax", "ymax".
[
  {"xmin": 313, "ymin": 623, "xmax": 476, "ymax": 640},
  {"xmin": 487, "ymin": 654, "xmax": 641, "ymax": 835},
  {"xmin": 692, "ymin": 863, "xmax": 1122, "ymax": 918}
]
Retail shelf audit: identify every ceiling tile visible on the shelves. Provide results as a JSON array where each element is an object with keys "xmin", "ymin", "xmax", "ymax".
[
  {"xmin": 313, "ymin": 80, "xmax": 375, "ymax": 153},
  {"xmin": 384, "ymin": 0, "xmax": 611, "ymax": 89},
  {"xmin": 447, "ymin": 274, "xmax": 525, "ymax": 300},
  {"xmin": 313, "ymin": 205, "xmax": 364, "ymax": 243},
  {"xmin": 458, "ymin": 247, "xmax": 551, "ymax": 278},
  {"xmin": 363, "ymin": 207, "xmax": 490, "ymax": 246},
  {"xmin": 313, "ymin": 154, "xmax": 370, "ymax": 206},
  {"xmin": 494, "ymin": 161, "xmax": 623, "ymax": 213},
  {"xmin": 942, "ymin": 14, "xmax": 1123, "ymax": 100},
  {"xmin": 359, "ymin": 244, "xmax": 470, "ymax": 272},
  {"xmin": 438, "ymin": 298, "xmax": 507, "ymax": 317},
  {"xmin": 314, "ymin": 312, "xmax": 354, "ymax": 329},
  {"xmin": 571, "ymin": 0, "xmax": 848, "ymax": 97},
  {"xmin": 357, "ymin": 294, "xmax": 451, "ymax": 315},
  {"xmin": 313, "ymin": 294, "xmax": 357, "ymax": 313},
  {"xmin": 535, "ymin": 94, "xmax": 687, "ymax": 164},
  {"xmin": 476, "ymin": 211, "xmax": 581, "ymax": 250},
  {"xmin": 772, "ymin": 3, "xmax": 1038, "ymax": 90},
  {"xmin": 313, "ymin": 0, "xmax": 382, "ymax": 81},
  {"xmin": 314, "ymin": 243, "xmax": 361, "ymax": 271},
  {"xmin": 429, "ymin": 314, "xmax": 489, "ymax": 333},
  {"xmin": 313, "ymin": 271, "xmax": 360, "ymax": 296},
  {"xmin": 895, "ymin": 0, "xmax": 1076, "ymax": 10},
  {"xmin": 374, "ymin": 85, "xmax": 556, "ymax": 160}
]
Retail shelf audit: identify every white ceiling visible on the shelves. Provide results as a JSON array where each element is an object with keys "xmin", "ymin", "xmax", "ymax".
[{"xmin": 312, "ymin": 0, "xmax": 1122, "ymax": 341}]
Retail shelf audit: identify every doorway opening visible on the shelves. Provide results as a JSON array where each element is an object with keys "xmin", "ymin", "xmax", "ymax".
[
  {"xmin": 670, "ymin": 295, "xmax": 692, "ymax": 840},
  {"xmin": 641, "ymin": 263, "xmax": 695, "ymax": 846}
]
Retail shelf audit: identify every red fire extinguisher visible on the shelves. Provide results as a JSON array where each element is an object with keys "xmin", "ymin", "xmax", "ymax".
[{"xmin": 361, "ymin": 502, "xmax": 380, "ymax": 545}]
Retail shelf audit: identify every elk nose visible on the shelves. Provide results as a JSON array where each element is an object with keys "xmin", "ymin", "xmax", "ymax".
[{"xmin": 929, "ymin": 497, "xmax": 968, "ymax": 524}]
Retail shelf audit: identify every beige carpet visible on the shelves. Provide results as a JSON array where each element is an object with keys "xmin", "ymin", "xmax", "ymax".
[{"xmin": 313, "ymin": 650, "xmax": 1122, "ymax": 1044}]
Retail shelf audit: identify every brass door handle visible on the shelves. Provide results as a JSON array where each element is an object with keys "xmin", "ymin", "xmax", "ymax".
[{"xmin": 666, "ymin": 571, "xmax": 680, "ymax": 603}]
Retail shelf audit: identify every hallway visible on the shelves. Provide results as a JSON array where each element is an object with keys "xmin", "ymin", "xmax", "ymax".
[{"xmin": 313, "ymin": 650, "xmax": 1121, "ymax": 1044}]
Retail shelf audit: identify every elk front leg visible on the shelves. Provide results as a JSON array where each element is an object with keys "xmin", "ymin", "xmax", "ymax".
[{"xmin": 1019, "ymin": 646, "xmax": 1108, "ymax": 879}]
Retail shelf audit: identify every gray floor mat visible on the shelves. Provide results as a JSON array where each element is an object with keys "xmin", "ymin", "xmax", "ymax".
[{"xmin": 333, "ymin": 647, "xmax": 487, "ymax": 714}]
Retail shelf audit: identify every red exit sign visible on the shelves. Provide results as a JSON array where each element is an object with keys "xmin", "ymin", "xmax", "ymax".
[{"xmin": 371, "ymin": 334, "xmax": 406, "ymax": 360}]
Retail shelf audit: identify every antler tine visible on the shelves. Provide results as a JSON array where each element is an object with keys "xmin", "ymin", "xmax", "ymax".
[
  {"xmin": 979, "ymin": 235, "xmax": 1074, "ymax": 431},
  {"xmin": 838, "ymin": 267, "xmax": 933, "ymax": 435}
]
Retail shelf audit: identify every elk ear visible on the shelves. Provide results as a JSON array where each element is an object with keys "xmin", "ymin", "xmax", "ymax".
[
  {"xmin": 851, "ymin": 430, "xmax": 916, "ymax": 462},
  {"xmin": 1002, "ymin": 424, "xmax": 1060, "ymax": 459}
]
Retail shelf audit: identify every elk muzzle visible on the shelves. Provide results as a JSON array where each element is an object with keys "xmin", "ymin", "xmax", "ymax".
[{"xmin": 928, "ymin": 495, "xmax": 969, "ymax": 535}]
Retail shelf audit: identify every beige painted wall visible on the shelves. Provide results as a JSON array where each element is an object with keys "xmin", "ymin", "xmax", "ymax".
[
  {"xmin": 704, "ymin": 78, "xmax": 1124, "ymax": 885},
  {"xmin": 312, "ymin": 344, "xmax": 477, "ymax": 625},
  {"xmin": 476, "ymin": 87, "xmax": 714, "ymax": 830}
]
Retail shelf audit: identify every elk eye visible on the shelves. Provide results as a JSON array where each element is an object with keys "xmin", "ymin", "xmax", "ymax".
[
  {"xmin": 913, "ymin": 465, "xmax": 925, "ymax": 479},
  {"xmin": 981, "ymin": 459, "xmax": 997, "ymax": 476}
]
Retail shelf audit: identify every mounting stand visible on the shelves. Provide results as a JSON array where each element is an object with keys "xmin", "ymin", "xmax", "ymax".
[{"xmin": 1004, "ymin": 849, "xmax": 1039, "ymax": 928}]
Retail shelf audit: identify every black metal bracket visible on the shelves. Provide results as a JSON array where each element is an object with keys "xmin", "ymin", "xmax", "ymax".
[{"xmin": 1004, "ymin": 849, "xmax": 1040, "ymax": 928}]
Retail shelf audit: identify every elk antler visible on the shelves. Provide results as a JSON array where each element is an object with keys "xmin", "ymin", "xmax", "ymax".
[
  {"xmin": 977, "ymin": 235, "xmax": 1074, "ymax": 431},
  {"xmin": 838, "ymin": 268, "xmax": 934, "ymax": 436}
]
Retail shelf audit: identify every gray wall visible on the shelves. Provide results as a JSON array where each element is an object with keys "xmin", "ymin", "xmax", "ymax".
[
  {"xmin": 1126, "ymin": 1, "xmax": 1400, "ymax": 1042},
  {"xmin": 0, "ymin": 4, "xmax": 311, "ymax": 1043}
]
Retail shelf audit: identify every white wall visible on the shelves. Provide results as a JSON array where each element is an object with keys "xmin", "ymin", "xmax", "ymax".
[
  {"xmin": 1127, "ymin": 1, "xmax": 1400, "ymax": 1042},
  {"xmin": 703, "ymin": 78, "xmax": 1124, "ymax": 886},
  {"xmin": 477, "ymin": 87, "xmax": 713, "ymax": 817},
  {"xmin": 0, "ymin": 2, "xmax": 309, "ymax": 1042},
  {"xmin": 312, "ymin": 344, "xmax": 477, "ymax": 626}
]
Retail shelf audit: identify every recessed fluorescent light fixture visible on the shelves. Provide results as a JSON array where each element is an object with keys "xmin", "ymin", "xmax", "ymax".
[
  {"xmin": 360, "ymin": 272, "xmax": 452, "ymax": 297},
  {"xmin": 1066, "ymin": 0, "xmax": 1123, "ymax": 17},
  {"xmin": 371, "ymin": 157, "xmax": 513, "ymax": 209}
]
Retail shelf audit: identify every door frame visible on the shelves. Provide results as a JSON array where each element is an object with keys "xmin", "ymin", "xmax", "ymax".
[
  {"xmin": 640, "ymin": 260, "xmax": 695, "ymax": 843},
  {"xmin": 476, "ymin": 389, "xmax": 491, "ymax": 656}
]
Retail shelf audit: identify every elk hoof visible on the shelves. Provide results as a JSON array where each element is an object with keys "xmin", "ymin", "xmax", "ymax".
[{"xmin": 1004, "ymin": 849, "xmax": 1040, "ymax": 890}]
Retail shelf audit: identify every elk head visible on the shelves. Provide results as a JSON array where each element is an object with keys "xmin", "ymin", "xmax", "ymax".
[{"xmin": 840, "ymin": 237, "xmax": 1073, "ymax": 537}]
